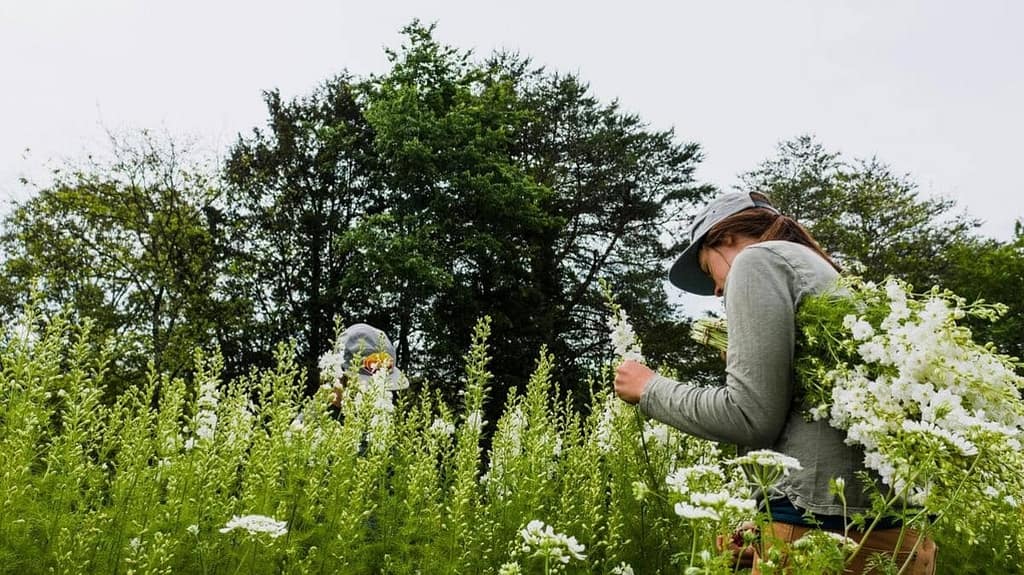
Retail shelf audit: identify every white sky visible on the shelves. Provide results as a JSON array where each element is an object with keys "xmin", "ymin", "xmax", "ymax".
[{"xmin": 2, "ymin": 0, "xmax": 1022, "ymax": 250}]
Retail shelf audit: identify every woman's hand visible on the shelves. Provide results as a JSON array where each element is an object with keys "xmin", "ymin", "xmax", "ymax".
[{"xmin": 614, "ymin": 360, "xmax": 655, "ymax": 404}]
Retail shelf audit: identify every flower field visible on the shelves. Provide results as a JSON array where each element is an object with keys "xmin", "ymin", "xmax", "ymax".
[{"xmin": 1, "ymin": 298, "xmax": 1023, "ymax": 573}]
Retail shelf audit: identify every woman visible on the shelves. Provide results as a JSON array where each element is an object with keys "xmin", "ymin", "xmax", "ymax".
[{"xmin": 613, "ymin": 192, "xmax": 936, "ymax": 575}]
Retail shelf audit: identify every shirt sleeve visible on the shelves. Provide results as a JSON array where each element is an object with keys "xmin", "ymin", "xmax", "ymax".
[{"xmin": 639, "ymin": 245, "xmax": 797, "ymax": 447}]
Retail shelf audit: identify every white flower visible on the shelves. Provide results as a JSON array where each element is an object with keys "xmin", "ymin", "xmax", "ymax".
[
  {"xmin": 608, "ymin": 306, "xmax": 644, "ymax": 363},
  {"xmin": 857, "ymin": 340, "xmax": 889, "ymax": 364},
  {"xmin": 186, "ymin": 524, "xmax": 199, "ymax": 536},
  {"xmin": 429, "ymin": 418, "xmax": 455, "ymax": 437},
  {"xmin": 725, "ymin": 497, "xmax": 758, "ymax": 513},
  {"xmin": 901, "ymin": 420, "xmax": 978, "ymax": 456},
  {"xmin": 690, "ymin": 490, "xmax": 730, "ymax": 507},
  {"xmin": 792, "ymin": 530, "xmax": 857, "ymax": 551},
  {"xmin": 465, "ymin": 410, "xmax": 486, "ymax": 433},
  {"xmin": 318, "ymin": 349, "xmax": 347, "ymax": 383},
  {"xmin": 665, "ymin": 464, "xmax": 726, "ymax": 495},
  {"xmin": 611, "ymin": 562, "xmax": 635, "ymax": 575},
  {"xmin": 10, "ymin": 319, "xmax": 37, "ymax": 346},
  {"xmin": 729, "ymin": 449, "xmax": 803, "ymax": 472},
  {"xmin": 850, "ymin": 318, "xmax": 875, "ymax": 341},
  {"xmin": 643, "ymin": 421, "xmax": 677, "ymax": 447},
  {"xmin": 193, "ymin": 376, "xmax": 221, "ymax": 443},
  {"xmin": 809, "ymin": 404, "xmax": 830, "ymax": 421},
  {"xmin": 674, "ymin": 503, "xmax": 720, "ymax": 521},
  {"xmin": 832, "ymin": 477, "xmax": 846, "ymax": 494},
  {"xmin": 219, "ymin": 514, "xmax": 288, "ymax": 538},
  {"xmin": 498, "ymin": 563, "xmax": 522, "ymax": 575},
  {"xmin": 593, "ymin": 396, "xmax": 625, "ymax": 453},
  {"xmin": 518, "ymin": 520, "xmax": 586, "ymax": 564}
]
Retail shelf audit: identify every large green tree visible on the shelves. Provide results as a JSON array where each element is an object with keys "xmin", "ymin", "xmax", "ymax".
[
  {"xmin": 495, "ymin": 56, "xmax": 717, "ymax": 394},
  {"xmin": 740, "ymin": 135, "xmax": 1024, "ymax": 364},
  {"xmin": 0, "ymin": 131, "xmax": 231, "ymax": 394},
  {"xmin": 361, "ymin": 26, "xmax": 717, "ymax": 409},
  {"xmin": 360, "ymin": 25, "xmax": 562, "ymax": 404},
  {"xmin": 943, "ymin": 224, "xmax": 1024, "ymax": 361},
  {"xmin": 740, "ymin": 135, "xmax": 979, "ymax": 290},
  {"xmin": 220, "ymin": 22, "xmax": 716, "ymax": 407},
  {"xmin": 223, "ymin": 75, "xmax": 379, "ymax": 393}
]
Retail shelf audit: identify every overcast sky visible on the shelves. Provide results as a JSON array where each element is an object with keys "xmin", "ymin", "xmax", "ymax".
[{"xmin": 2, "ymin": 0, "xmax": 1022, "ymax": 249}]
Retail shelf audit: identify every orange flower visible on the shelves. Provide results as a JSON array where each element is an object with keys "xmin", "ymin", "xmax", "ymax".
[{"xmin": 362, "ymin": 352, "xmax": 394, "ymax": 374}]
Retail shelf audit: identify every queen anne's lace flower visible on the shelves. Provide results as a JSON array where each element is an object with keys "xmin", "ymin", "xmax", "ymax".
[
  {"xmin": 728, "ymin": 449, "xmax": 803, "ymax": 473},
  {"xmin": 219, "ymin": 514, "xmax": 288, "ymax": 538},
  {"xmin": 518, "ymin": 520, "xmax": 586, "ymax": 565}
]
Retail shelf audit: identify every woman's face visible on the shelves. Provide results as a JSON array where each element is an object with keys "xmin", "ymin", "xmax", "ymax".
[
  {"xmin": 698, "ymin": 246, "xmax": 730, "ymax": 297},
  {"xmin": 699, "ymin": 239, "xmax": 754, "ymax": 297}
]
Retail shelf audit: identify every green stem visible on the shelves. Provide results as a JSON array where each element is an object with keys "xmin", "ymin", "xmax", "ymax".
[
  {"xmin": 844, "ymin": 467, "xmax": 925, "ymax": 569},
  {"xmin": 633, "ymin": 407, "xmax": 660, "ymax": 499},
  {"xmin": 760, "ymin": 496, "xmax": 774, "ymax": 560},
  {"xmin": 231, "ymin": 538, "xmax": 250, "ymax": 575},
  {"xmin": 893, "ymin": 455, "xmax": 983, "ymax": 575},
  {"xmin": 689, "ymin": 523, "xmax": 699, "ymax": 568}
]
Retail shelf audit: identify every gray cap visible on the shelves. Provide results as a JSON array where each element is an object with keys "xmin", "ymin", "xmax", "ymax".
[
  {"xmin": 338, "ymin": 323, "xmax": 408, "ymax": 390},
  {"xmin": 668, "ymin": 192, "xmax": 778, "ymax": 295}
]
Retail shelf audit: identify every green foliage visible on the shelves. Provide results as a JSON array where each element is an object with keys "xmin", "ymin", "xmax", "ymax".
[
  {"xmin": 217, "ymin": 21, "xmax": 714, "ymax": 412},
  {"xmin": 739, "ymin": 134, "xmax": 1024, "ymax": 368},
  {"xmin": 941, "ymin": 229, "xmax": 1024, "ymax": 362},
  {"xmin": 0, "ymin": 131, "xmax": 234, "ymax": 398},
  {"xmin": 2, "ymin": 305, "xmax": 1020, "ymax": 573},
  {"xmin": 222, "ymin": 71, "xmax": 379, "ymax": 392},
  {"xmin": 739, "ymin": 135, "xmax": 979, "ymax": 290}
]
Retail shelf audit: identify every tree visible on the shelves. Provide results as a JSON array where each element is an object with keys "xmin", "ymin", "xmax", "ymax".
[
  {"xmin": 740, "ymin": 135, "xmax": 1024, "ymax": 366},
  {"xmin": 353, "ymin": 23, "xmax": 562, "ymax": 414},
  {"xmin": 223, "ymin": 75, "xmax": 378, "ymax": 393},
  {"xmin": 740, "ymin": 135, "xmax": 979, "ymax": 290},
  {"xmin": 0, "ymin": 131, "xmax": 230, "ymax": 395},
  {"xmin": 216, "ymin": 22, "xmax": 717, "ymax": 409},
  {"xmin": 494, "ymin": 56, "xmax": 716, "ymax": 400},
  {"xmin": 943, "ymin": 225, "xmax": 1024, "ymax": 362}
]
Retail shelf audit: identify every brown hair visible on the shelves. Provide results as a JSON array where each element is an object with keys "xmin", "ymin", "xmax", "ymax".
[{"xmin": 702, "ymin": 192, "xmax": 841, "ymax": 272}]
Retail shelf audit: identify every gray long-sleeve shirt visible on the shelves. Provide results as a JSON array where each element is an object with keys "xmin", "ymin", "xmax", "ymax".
[{"xmin": 641, "ymin": 241, "xmax": 874, "ymax": 515}]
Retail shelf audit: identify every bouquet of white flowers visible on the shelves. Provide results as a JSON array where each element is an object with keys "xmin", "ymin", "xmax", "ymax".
[{"xmin": 692, "ymin": 276, "xmax": 1024, "ymax": 517}]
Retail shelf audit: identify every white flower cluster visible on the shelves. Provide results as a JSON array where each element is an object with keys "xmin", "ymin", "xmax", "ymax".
[
  {"xmin": 218, "ymin": 514, "xmax": 288, "ymax": 538},
  {"xmin": 465, "ymin": 410, "xmax": 486, "ymax": 434},
  {"xmin": 518, "ymin": 519, "xmax": 586, "ymax": 566},
  {"xmin": 428, "ymin": 417, "xmax": 455, "ymax": 437},
  {"xmin": 607, "ymin": 305, "xmax": 644, "ymax": 363},
  {"xmin": 666, "ymin": 464, "xmax": 755, "ymax": 522},
  {"xmin": 610, "ymin": 562, "xmax": 635, "ymax": 575},
  {"xmin": 317, "ymin": 345, "xmax": 348, "ymax": 385},
  {"xmin": 497, "ymin": 563, "xmax": 522, "ymax": 575},
  {"xmin": 817, "ymin": 278, "xmax": 1024, "ymax": 500},
  {"xmin": 728, "ymin": 449, "xmax": 803, "ymax": 473},
  {"xmin": 791, "ymin": 529, "xmax": 857, "ymax": 551},
  {"xmin": 187, "ymin": 376, "xmax": 220, "ymax": 450},
  {"xmin": 357, "ymin": 366, "xmax": 399, "ymax": 449},
  {"xmin": 592, "ymin": 395, "xmax": 628, "ymax": 453},
  {"xmin": 643, "ymin": 420, "xmax": 681, "ymax": 449}
]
